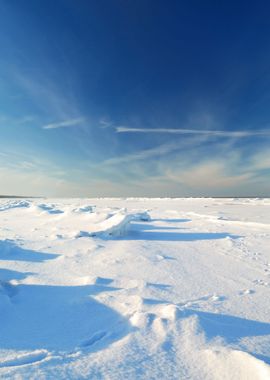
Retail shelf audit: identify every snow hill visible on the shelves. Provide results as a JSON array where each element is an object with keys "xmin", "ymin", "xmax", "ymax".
[{"xmin": 0, "ymin": 198, "xmax": 270, "ymax": 379}]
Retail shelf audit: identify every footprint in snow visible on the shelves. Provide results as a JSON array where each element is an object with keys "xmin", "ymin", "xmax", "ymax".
[
  {"xmin": 253, "ymin": 279, "xmax": 269, "ymax": 286},
  {"xmin": 80, "ymin": 331, "xmax": 107, "ymax": 348},
  {"xmin": 146, "ymin": 283, "xmax": 172, "ymax": 291},
  {"xmin": 0, "ymin": 281, "xmax": 18, "ymax": 298},
  {"xmin": 130, "ymin": 304, "xmax": 180, "ymax": 330},
  {"xmin": 238, "ymin": 289, "xmax": 255, "ymax": 296},
  {"xmin": 180, "ymin": 294, "xmax": 226, "ymax": 309},
  {"xmin": 0, "ymin": 351, "xmax": 48, "ymax": 368},
  {"xmin": 94, "ymin": 277, "xmax": 114, "ymax": 285},
  {"xmin": 142, "ymin": 298, "xmax": 170, "ymax": 305},
  {"xmin": 155, "ymin": 254, "xmax": 176, "ymax": 261}
]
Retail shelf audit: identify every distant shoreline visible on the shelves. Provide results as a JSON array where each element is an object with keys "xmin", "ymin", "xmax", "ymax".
[
  {"xmin": 0, "ymin": 195, "xmax": 41, "ymax": 199},
  {"xmin": 0, "ymin": 195, "xmax": 269, "ymax": 199}
]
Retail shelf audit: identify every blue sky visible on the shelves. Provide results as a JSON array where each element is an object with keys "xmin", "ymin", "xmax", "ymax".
[{"xmin": 0, "ymin": 0, "xmax": 270, "ymax": 196}]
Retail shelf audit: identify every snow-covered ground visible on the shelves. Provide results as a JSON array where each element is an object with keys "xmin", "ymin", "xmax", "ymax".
[{"xmin": 0, "ymin": 197, "xmax": 270, "ymax": 379}]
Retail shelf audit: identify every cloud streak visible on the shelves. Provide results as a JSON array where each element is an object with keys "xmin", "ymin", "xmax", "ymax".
[
  {"xmin": 101, "ymin": 142, "xmax": 179, "ymax": 166},
  {"xmin": 42, "ymin": 118, "xmax": 85, "ymax": 130},
  {"xmin": 116, "ymin": 127, "xmax": 270, "ymax": 137}
]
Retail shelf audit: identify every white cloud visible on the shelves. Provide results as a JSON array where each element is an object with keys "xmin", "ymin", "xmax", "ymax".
[
  {"xmin": 12, "ymin": 70, "xmax": 86, "ymax": 132},
  {"xmin": 98, "ymin": 130, "xmax": 214, "ymax": 169},
  {"xmin": 99, "ymin": 118, "xmax": 113, "ymax": 128},
  {"xmin": 42, "ymin": 118, "xmax": 85, "ymax": 130},
  {"xmin": 116, "ymin": 126, "xmax": 270, "ymax": 137}
]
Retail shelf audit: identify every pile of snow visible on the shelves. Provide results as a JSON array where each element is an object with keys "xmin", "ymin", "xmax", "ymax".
[
  {"xmin": 75, "ymin": 209, "xmax": 151, "ymax": 238},
  {"xmin": 0, "ymin": 200, "xmax": 31, "ymax": 212},
  {"xmin": 36, "ymin": 203, "xmax": 64, "ymax": 214},
  {"xmin": 72, "ymin": 205, "xmax": 95, "ymax": 214}
]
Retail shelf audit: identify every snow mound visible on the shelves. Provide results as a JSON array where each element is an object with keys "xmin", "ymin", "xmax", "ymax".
[
  {"xmin": 72, "ymin": 205, "xmax": 95, "ymax": 214},
  {"xmin": 36, "ymin": 203, "xmax": 64, "ymax": 214},
  {"xmin": 76, "ymin": 212, "xmax": 133, "ymax": 238},
  {"xmin": 132, "ymin": 210, "xmax": 151, "ymax": 221},
  {"xmin": 0, "ymin": 200, "xmax": 31, "ymax": 212},
  {"xmin": 75, "ymin": 210, "xmax": 151, "ymax": 238},
  {"xmin": 203, "ymin": 348, "xmax": 270, "ymax": 380}
]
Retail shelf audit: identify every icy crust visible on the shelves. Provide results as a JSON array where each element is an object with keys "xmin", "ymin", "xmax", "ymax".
[
  {"xmin": 75, "ymin": 210, "xmax": 151, "ymax": 238},
  {"xmin": 75, "ymin": 212, "xmax": 133, "ymax": 238}
]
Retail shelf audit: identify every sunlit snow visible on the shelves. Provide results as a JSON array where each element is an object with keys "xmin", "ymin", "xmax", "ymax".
[{"xmin": 0, "ymin": 198, "xmax": 270, "ymax": 379}]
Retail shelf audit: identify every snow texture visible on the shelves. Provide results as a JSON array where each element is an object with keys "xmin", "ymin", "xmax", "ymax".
[{"xmin": 0, "ymin": 197, "xmax": 270, "ymax": 379}]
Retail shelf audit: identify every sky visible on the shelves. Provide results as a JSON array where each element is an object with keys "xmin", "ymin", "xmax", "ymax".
[{"xmin": 0, "ymin": 0, "xmax": 270, "ymax": 197}]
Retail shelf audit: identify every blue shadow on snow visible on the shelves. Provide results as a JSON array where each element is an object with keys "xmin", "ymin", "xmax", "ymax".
[
  {"xmin": 121, "ymin": 222, "xmax": 240, "ymax": 241},
  {"xmin": 0, "ymin": 277, "xmax": 130, "ymax": 352},
  {"xmin": 183, "ymin": 308, "xmax": 270, "ymax": 344},
  {"xmin": 0, "ymin": 240, "xmax": 60, "ymax": 262}
]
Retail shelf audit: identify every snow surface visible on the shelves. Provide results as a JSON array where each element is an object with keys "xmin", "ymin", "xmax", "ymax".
[{"xmin": 0, "ymin": 197, "xmax": 270, "ymax": 379}]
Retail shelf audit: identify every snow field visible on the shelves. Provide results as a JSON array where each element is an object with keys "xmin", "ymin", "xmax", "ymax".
[{"xmin": 0, "ymin": 198, "xmax": 270, "ymax": 379}]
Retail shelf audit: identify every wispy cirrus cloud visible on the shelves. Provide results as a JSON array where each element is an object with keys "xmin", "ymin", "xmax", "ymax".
[
  {"xmin": 101, "ymin": 142, "xmax": 179, "ymax": 166},
  {"xmin": 91, "ymin": 132, "xmax": 210, "ymax": 170},
  {"xmin": 99, "ymin": 118, "xmax": 113, "ymax": 128},
  {"xmin": 42, "ymin": 117, "xmax": 85, "ymax": 130},
  {"xmin": 116, "ymin": 126, "xmax": 270, "ymax": 137}
]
